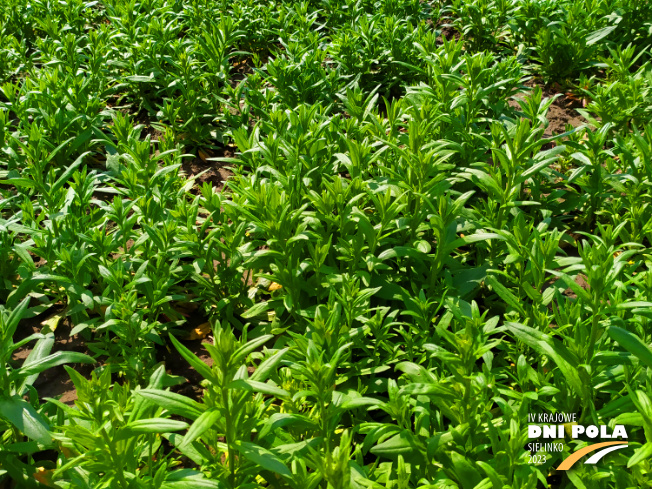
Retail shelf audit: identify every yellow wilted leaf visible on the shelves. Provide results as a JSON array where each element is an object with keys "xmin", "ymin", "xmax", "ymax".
[
  {"xmin": 268, "ymin": 282, "xmax": 282, "ymax": 292},
  {"xmin": 184, "ymin": 322, "xmax": 211, "ymax": 340},
  {"xmin": 41, "ymin": 311, "xmax": 65, "ymax": 334}
]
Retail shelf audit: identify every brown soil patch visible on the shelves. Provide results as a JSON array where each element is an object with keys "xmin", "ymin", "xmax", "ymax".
[
  {"xmin": 12, "ymin": 311, "xmax": 96, "ymax": 406},
  {"xmin": 109, "ymin": 238, "xmax": 135, "ymax": 260},
  {"xmin": 544, "ymin": 102, "xmax": 585, "ymax": 138},
  {"xmin": 157, "ymin": 337, "xmax": 213, "ymax": 402},
  {"xmin": 509, "ymin": 79, "xmax": 586, "ymax": 137},
  {"xmin": 181, "ymin": 148, "xmax": 235, "ymax": 193},
  {"xmin": 439, "ymin": 25, "xmax": 461, "ymax": 42},
  {"xmin": 230, "ymin": 57, "xmax": 259, "ymax": 87},
  {"xmin": 562, "ymin": 273, "xmax": 590, "ymax": 300}
]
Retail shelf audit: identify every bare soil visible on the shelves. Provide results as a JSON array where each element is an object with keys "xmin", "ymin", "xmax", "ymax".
[
  {"xmin": 12, "ymin": 310, "xmax": 94, "ymax": 406},
  {"xmin": 509, "ymin": 79, "xmax": 587, "ymax": 137},
  {"xmin": 181, "ymin": 149, "xmax": 235, "ymax": 194}
]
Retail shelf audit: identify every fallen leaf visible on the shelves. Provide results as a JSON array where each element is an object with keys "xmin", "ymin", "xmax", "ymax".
[
  {"xmin": 184, "ymin": 322, "xmax": 211, "ymax": 340},
  {"xmin": 198, "ymin": 149, "xmax": 210, "ymax": 162},
  {"xmin": 33, "ymin": 467, "xmax": 56, "ymax": 487},
  {"xmin": 41, "ymin": 311, "xmax": 66, "ymax": 334}
]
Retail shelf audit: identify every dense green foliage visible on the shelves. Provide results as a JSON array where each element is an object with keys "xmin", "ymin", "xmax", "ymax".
[{"xmin": 1, "ymin": 0, "xmax": 652, "ymax": 487}]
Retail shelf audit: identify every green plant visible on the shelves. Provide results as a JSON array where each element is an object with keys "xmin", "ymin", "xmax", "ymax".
[
  {"xmin": 2, "ymin": 0, "xmax": 652, "ymax": 487},
  {"xmin": 49, "ymin": 364, "xmax": 218, "ymax": 489},
  {"xmin": 0, "ymin": 297, "xmax": 95, "ymax": 486}
]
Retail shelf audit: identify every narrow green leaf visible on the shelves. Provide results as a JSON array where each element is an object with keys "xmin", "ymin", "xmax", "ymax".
[
  {"xmin": 398, "ymin": 383, "xmax": 455, "ymax": 398},
  {"xmin": 235, "ymin": 441, "xmax": 292, "ymax": 477},
  {"xmin": 486, "ymin": 276, "xmax": 526, "ymax": 316},
  {"xmin": 52, "ymin": 152, "xmax": 90, "ymax": 194},
  {"xmin": 136, "ymin": 389, "xmax": 205, "ymax": 420},
  {"xmin": 231, "ymin": 335, "xmax": 273, "ymax": 365},
  {"xmin": 371, "ymin": 430, "xmax": 419, "ymax": 456},
  {"xmin": 228, "ymin": 379, "xmax": 289, "ymax": 398},
  {"xmin": 259, "ymin": 413, "xmax": 317, "ymax": 439},
  {"xmin": 608, "ymin": 326, "xmax": 652, "ymax": 369},
  {"xmin": 182, "ymin": 409, "xmax": 221, "ymax": 447},
  {"xmin": 451, "ymin": 451, "xmax": 483, "ymax": 489},
  {"xmin": 169, "ymin": 334, "xmax": 216, "ymax": 382},
  {"xmin": 125, "ymin": 418, "xmax": 189, "ymax": 433},
  {"xmin": 586, "ymin": 25, "xmax": 617, "ymax": 45},
  {"xmin": 628, "ymin": 442, "xmax": 652, "ymax": 468},
  {"xmin": 20, "ymin": 351, "xmax": 96, "ymax": 376},
  {"xmin": 250, "ymin": 348, "xmax": 289, "ymax": 382},
  {"xmin": 165, "ymin": 434, "xmax": 211, "ymax": 466},
  {"xmin": 506, "ymin": 322, "xmax": 587, "ymax": 398}
]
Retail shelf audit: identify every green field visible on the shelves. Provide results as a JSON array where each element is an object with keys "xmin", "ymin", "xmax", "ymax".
[{"xmin": 1, "ymin": 0, "xmax": 652, "ymax": 487}]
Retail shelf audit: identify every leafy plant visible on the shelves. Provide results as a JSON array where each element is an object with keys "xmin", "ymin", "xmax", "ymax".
[{"xmin": 2, "ymin": 0, "xmax": 652, "ymax": 487}]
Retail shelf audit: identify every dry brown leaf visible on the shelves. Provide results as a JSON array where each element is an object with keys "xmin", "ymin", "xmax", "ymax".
[{"xmin": 33, "ymin": 467, "xmax": 56, "ymax": 487}]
